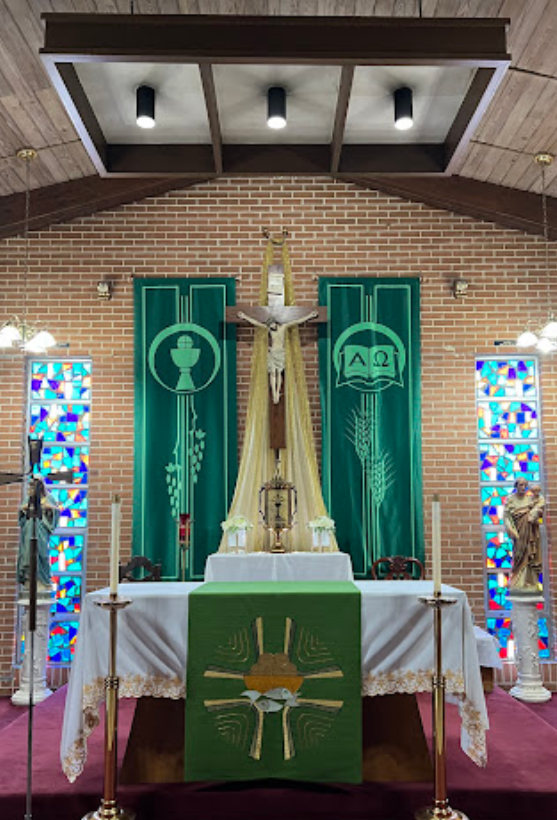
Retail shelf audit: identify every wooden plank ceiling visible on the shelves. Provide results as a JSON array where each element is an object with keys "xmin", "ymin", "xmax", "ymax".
[{"xmin": 1, "ymin": 0, "xmax": 557, "ymax": 237}]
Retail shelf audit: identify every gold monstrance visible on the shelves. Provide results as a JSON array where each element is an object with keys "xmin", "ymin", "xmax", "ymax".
[{"xmin": 259, "ymin": 470, "xmax": 297, "ymax": 553}]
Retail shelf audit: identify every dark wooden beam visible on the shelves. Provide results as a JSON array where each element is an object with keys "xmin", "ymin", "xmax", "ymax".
[
  {"xmin": 99, "ymin": 143, "xmax": 447, "ymax": 177},
  {"xmin": 41, "ymin": 14, "xmax": 510, "ymax": 66},
  {"xmin": 444, "ymin": 66, "xmax": 507, "ymax": 174},
  {"xmin": 338, "ymin": 144, "xmax": 445, "ymax": 176},
  {"xmin": 349, "ymin": 175, "xmax": 557, "ymax": 241},
  {"xmin": 199, "ymin": 64, "xmax": 223, "ymax": 175},
  {"xmin": 107, "ymin": 144, "xmax": 217, "ymax": 177},
  {"xmin": 330, "ymin": 66, "xmax": 354, "ymax": 175},
  {"xmin": 45, "ymin": 62, "xmax": 107, "ymax": 176},
  {"xmin": 0, "ymin": 175, "xmax": 209, "ymax": 241}
]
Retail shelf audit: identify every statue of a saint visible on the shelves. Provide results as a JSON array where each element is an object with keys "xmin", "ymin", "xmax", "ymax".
[
  {"xmin": 504, "ymin": 477, "xmax": 545, "ymax": 591},
  {"xmin": 237, "ymin": 310, "xmax": 318, "ymax": 404},
  {"xmin": 17, "ymin": 476, "xmax": 60, "ymax": 590}
]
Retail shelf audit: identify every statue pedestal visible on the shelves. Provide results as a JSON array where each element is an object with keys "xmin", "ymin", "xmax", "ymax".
[
  {"xmin": 11, "ymin": 592, "xmax": 53, "ymax": 706},
  {"xmin": 509, "ymin": 590, "xmax": 551, "ymax": 703}
]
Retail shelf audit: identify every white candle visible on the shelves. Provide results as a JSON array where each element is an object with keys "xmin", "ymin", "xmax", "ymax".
[
  {"xmin": 110, "ymin": 494, "xmax": 121, "ymax": 596},
  {"xmin": 432, "ymin": 494, "xmax": 442, "ymax": 595}
]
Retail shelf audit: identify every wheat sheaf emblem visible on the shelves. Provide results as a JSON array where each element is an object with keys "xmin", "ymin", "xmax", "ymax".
[{"xmin": 203, "ymin": 617, "xmax": 344, "ymax": 761}]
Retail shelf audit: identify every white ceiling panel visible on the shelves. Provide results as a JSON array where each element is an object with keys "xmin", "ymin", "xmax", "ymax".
[
  {"xmin": 214, "ymin": 64, "xmax": 341, "ymax": 144},
  {"xmin": 75, "ymin": 63, "xmax": 211, "ymax": 144},
  {"xmin": 345, "ymin": 66, "xmax": 475, "ymax": 144}
]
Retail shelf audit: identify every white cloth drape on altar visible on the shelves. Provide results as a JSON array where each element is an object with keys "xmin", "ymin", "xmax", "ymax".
[
  {"xmin": 205, "ymin": 552, "xmax": 353, "ymax": 582},
  {"xmin": 61, "ymin": 580, "xmax": 488, "ymax": 782}
]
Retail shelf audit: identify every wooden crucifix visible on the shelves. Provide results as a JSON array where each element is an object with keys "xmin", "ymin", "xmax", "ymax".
[{"xmin": 226, "ymin": 264, "xmax": 326, "ymax": 450}]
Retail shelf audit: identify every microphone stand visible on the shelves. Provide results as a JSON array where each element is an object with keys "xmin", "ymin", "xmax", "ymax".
[
  {"xmin": 24, "ymin": 475, "xmax": 41, "ymax": 820},
  {"xmin": 0, "ymin": 438, "xmax": 73, "ymax": 820},
  {"xmin": 21, "ymin": 465, "xmax": 71, "ymax": 820}
]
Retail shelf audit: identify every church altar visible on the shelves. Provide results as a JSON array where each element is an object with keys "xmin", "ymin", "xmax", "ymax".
[
  {"xmin": 204, "ymin": 552, "xmax": 354, "ymax": 582},
  {"xmin": 61, "ymin": 580, "xmax": 488, "ymax": 782}
]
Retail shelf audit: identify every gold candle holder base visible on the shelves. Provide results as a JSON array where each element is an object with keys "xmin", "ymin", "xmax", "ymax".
[
  {"xmin": 415, "ymin": 802, "xmax": 469, "ymax": 820},
  {"xmin": 82, "ymin": 594, "xmax": 134, "ymax": 820},
  {"xmin": 83, "ymin": 801, "xmax": 136, "ymax": 820},
  {"xmin": 415, "ymin": 593, "xmax": 470, "ymax": 820}
]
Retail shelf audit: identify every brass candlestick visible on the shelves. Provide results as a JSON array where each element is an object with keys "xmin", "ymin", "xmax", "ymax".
[
  {"xmin": 83, "ymin": 594, "xmax": 134, "ymax": 820},
  {"xmin": 415, "ymin": 593, "xmax": 469, "ymax": 820}
]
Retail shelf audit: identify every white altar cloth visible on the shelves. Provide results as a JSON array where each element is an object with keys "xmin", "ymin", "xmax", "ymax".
[
  {"xmin": 204, "ymin": 552, "xmax": 354, "ymax": 582},
  {"xmin": 61, "ymin": 580, "xmax": 488, "ymax": 782}
]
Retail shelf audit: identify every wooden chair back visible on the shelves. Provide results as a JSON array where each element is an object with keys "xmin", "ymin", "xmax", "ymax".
[
  {"xmin": 119, "ymin": 555, "xmax": 162, "ymax": 583},
  {"xmin": 371, "ymin": 555, "xmax": 424, "ymax": 581}
]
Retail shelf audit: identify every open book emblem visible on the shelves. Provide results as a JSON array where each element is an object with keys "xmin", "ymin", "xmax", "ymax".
[{"xmin": 333, "ymin": 322, "xmax": 405, "ymax": 392}]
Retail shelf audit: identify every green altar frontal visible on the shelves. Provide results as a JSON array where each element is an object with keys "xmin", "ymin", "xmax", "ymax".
[{"xmin": 185, "ymin": 582, "xmax": 362, "ymax": 783}]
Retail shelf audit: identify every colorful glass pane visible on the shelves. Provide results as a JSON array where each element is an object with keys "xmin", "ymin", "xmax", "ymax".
[
  {"xmin": 48, "ymin": 621, "xmax": 79, "ymax": 664},
  {"xmin": 49, "ymin": 535, "xmax": 84, "ymax": 572},
  {"xmin": 50, "ymin": 488, "xmax": 88, "ymax": 527},
  {"xmin": 487, "ymin": 572, "xmax": 511, "ymax": 610},
  {"xmin": 487, "ymin": 617, "xmax": 550, "ymax": 660},
  {"xmin": 30, "ymin": 361, "xmax": 92, "ymax": 401},
  {"xmin": 41, "ymin": 446, "xmax": 89, "ymax": 485},
  {"xmin": 51, "ymin": 575, "xmax": 82, "ymax": 615},
  {"xmin": 485, "ymin": 530, "xmax": 513, "ymax": 569},
  {"xmin": 481, "ymin": 486, "xmax": 512, "ymax": 525},
  {"xmin": 538, "ymin": 617, "xmax": 550, "ymax": 659},
  {"xmin": 479, "ymin": 442, "xmax": 539, "ymax": 482},
  {"xmin": 475, "ymin": 359, "xmax": 536, "ymax": 399},
  {"xmin": 477, "ymin": 400, "xmax": 538, "ymax": 439},
  {"xmin": 29, "ymin": 404, "xmax": 90, "ymax": 442},
  {"xmin": 487, "ymin": 617, "xmax": 513, "ymax": 660}
]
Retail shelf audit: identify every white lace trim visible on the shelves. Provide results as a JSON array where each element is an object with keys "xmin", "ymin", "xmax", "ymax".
[
  {"xmin": 362, "ymin": 667, "xmax": 487, "ymax": 768},
  {"xmin": 62, "ymin": 674, "xmax": 185, "ymax": 783},
  {"xmin": 63, "ymin": 668, "xmax": 487, "ymax": 781}
]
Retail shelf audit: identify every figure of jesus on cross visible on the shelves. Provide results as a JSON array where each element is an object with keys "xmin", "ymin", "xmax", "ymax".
[
  {"xmin": 226, "ymin": 263, "xmax": 325, "ymax": 451},
  {"xmin": 237, "ymin": 309, "xmax": 318, "ymax": 404}
]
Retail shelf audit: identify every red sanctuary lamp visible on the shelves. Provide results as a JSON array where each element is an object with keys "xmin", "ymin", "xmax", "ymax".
[{"xmin": 178, "ymin": 513, "xmax": 192, "ymax": 581}]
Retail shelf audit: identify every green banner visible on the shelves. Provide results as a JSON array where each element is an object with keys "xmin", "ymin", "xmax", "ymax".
[
  {"xmin": 133, "ymin": 279, "xmax": 237, "ymax": 580},
  {"xmin": 185, "ymin": 582, "xmax": 361, "ymax": 783},
  {"xmin": 318, "ymin": 278, "xmax": 423, "ymax": 578}
]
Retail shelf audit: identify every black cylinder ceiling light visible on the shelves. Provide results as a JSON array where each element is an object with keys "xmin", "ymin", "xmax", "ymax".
[
  {"xmin": 136, "ymin": 85, "xmax": 156, "ymax": 129},
  {"xmin": 394, "ymin": 86, "xmax": 413, "ymax": 131},
  {"xmin": 267, "ymin": 86, "xmax": 287, "ymax": 130}
]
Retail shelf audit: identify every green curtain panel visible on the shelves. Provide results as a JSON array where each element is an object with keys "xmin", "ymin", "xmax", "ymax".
[
  {"xmin": 318, "ymin": 278, "xmax": 423, "ymax": 578},
  {"xmin": 185, "ymin": 582, "xmax": 362, "ymax": 783},
  {"xmin": 133, "ymin": 279, "xmax": 237, "ymax": 580}
]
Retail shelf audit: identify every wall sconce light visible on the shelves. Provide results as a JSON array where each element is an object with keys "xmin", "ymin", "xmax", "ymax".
[
  {"xmin": 452, "ymin": 278, "xmax": 469, "ymax": 299},
  {"xmin": 267, "ymin": 86, "xmax": 287, "ymax": 130},
  {"xmin": 96, "ymin": 280, "xmax": 113, "ymax": 300},
  {"xmin": 136, "ymin": 85, "xmax": 155, "ymax": 129},
  {"xmin": 394, "ymin": 86, "xmax": 413, "ymax": 131}
]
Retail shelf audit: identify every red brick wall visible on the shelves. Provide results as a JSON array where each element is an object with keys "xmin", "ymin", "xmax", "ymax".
[{"xmin": 0, "ymin": 175, "xmax": 556, "ymax": 693}]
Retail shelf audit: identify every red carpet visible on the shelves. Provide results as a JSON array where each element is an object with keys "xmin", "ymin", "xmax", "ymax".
[
  {"xmin": 0, "ymin": 696, "xmax": 20, "ymax": 732},
  {"xmin": 0, "ymin": 687, "xmax": 556, "ymax": 820}
]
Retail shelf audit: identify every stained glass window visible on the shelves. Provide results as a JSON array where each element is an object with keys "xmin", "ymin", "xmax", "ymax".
[
  {"xmin": 29, "ymin": 404, "xmax": 90, "ymax": 442},
  {"xmin": 476, "ymin": 358, "xmax": 551, "ymax": 660},
  {"xmin": 47, "ymin": 621, "xmax": 79, "ymax": 664},
  {"xmin": 30, "ymin": 361, "xmax": 92, "ymax": 401},
  {"xmin": 485, "ymin": 531, "xmax": 512, "ymax": 570},
  {"xmin": 479, "ymin": 442, "xmax": 539, "ymax": 483},
  {"xmin": 50, "ymin": 488, "xmax": 88, "ymax": 528},
  {"xmin": 18, "ymin": 358, "xmax": 91, "ymax": 667},
  {"xmin": 476, "ymin": 359, "xmax": 536, "ymax": 399},
  {"xmin": 49, "ymin": 535, "xmax": 84, "ymax": 573},
  {"xmin": 42, "ymin": 446, "xmax": 89, "ymax": 485},
  {"xmin": 477, "ymin": 400, "xmax": 538, "ymax": 439}
]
